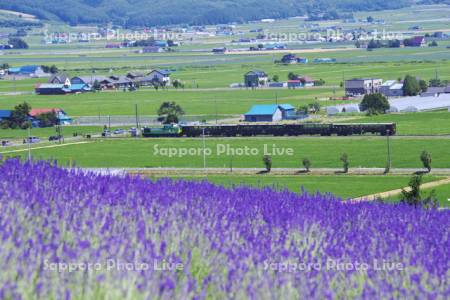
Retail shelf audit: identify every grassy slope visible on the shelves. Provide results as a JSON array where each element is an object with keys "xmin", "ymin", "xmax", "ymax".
[
  {"xmin": 152, "ymin": 174, "xmax": 440, "ymax": 199},
  {"xmin": 2, "ymin": 137, "xmax": 449, "ymax": 168}
]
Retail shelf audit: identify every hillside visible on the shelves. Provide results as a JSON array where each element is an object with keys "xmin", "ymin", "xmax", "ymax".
[{"xmin": 1, "ymin": 0, "xmax": 447, "ymax": 27}]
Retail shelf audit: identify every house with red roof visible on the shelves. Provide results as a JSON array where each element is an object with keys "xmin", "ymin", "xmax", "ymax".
[{"xmin": 30, "ymin": 108, "xmax": 72, "ymax": 125}]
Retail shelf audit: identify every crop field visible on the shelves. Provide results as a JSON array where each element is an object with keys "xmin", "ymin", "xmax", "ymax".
[
  {"xmin": 150, "ymin": 174, "xmax": 441, "ymax": 199},
  {"xmin": 1, "ymin": 159, "xmax": 448, "ymax": 298},
  {"xmin": 0, "ymin": 88, "xmax": 340, "ymax": 117},
  {"xmin": 2, "ymin": 137, "xmax": 449, "ymax": 169}
]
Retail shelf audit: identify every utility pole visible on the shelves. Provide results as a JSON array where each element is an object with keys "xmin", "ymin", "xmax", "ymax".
[
  {"xmin": 135, "ymin": 104, "xmax": 139, "ymax": 132},
  {"xmin": 215, "ymin": 97, "xmax": 218, "ymax": 124},
  {"xmin": 27, "ymin": 126, "xmax": 31, "ymax": 161},
  {"xmin": 202, "ymin": 128, "xmax": 206, "ymax": 171},
  {"xmin": 386, "ymin": 129, "xmax": 391, "ymax": 173},
  {"xmin": 275, "ymin": 91, "xmax": 278, "ymax": 105},
  {"xmin": 108, "ymin": 115, "xmax": 111, "ymax": 132}
]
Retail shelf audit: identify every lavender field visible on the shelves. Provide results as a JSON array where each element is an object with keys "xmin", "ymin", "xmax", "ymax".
[{"xmin": 0, "ymin": 159, "xmax": 448, "ymax": 299}]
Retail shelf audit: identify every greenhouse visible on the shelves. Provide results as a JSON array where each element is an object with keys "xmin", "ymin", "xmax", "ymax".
[{"xmin": 388, "ymin": 94, "xmax": 450, "ymax": 112}]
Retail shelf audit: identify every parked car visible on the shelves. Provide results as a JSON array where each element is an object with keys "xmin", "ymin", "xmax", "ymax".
[
  {"xmin": 24, "ymin": 137, "xmax": 40, "ymax": 144},
  {"xmin": 1, "ymin": 140, "xmax": 11, "ymax": 147},
  {"xmin": 49, "ymin": 135, "xmax": 62, "ymax": 142},
  {"xmin": 113, "ymin": 129, "xmax": 125, "ymax": 135},
  {"xmin": 102, "ymin": 130, "xmax": 111, "ymax": 137}
]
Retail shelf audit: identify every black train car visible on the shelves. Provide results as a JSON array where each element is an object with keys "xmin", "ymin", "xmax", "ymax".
[{"xmin": 180, "ymin": 123, "xmax": 396, "ymax": 137}]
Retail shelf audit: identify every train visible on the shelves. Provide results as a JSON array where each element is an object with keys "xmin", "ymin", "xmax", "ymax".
[{"xmin": 142, "ymin": 123, "xmax": 396, "ymax": 138}]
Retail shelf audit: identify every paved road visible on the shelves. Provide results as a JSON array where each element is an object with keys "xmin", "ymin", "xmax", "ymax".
[{"xmin": 351, "ymin": 177, "xmax": 450, "ymax": 202}]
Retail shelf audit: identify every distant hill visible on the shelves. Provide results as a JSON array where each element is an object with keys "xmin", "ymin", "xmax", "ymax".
[{"xmin": 0, "ymin": 0, "xmax": 448, "ymax": 27}]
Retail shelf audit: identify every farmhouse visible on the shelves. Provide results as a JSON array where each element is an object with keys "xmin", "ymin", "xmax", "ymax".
[
  {"xmin": 35, "ymin": 82, "xmax": 90, "ymax": 95},
  {"xmin": 147, "ymin": 70, "xmax": 171, "ymax": 85},
  {"xmin": 281, "ymin": 54, "xmax": 298, "ymax": 64},
  {"xmin": 30, "ymin": 108, "xmax": 72, "ymax": 125},
  {"xmin": 8, "ymin": 65, "xmax": 48, "ymax": 78},
  {"xmin": 109, "ymin": 75, "xmax": 134, "ymax": 89},
  {"xmin": 299, "ymin": 76, "xmax": 315, "ymax": 87},
  {"xmin": 48, "ymin": 73, "xmax": 70, "ymax": 85},
  {"xmin": 244, "ymin": 104, "xmax": 295, "ymax": 122},
  {"xmin": 280, "ymin": 54, "xmax": 308, "ymax": 64},
  {"xmin": 404, "ymin": 36, "xmax": 426, "ymax": 47},
  {"xmin": 380, "ymin": 80, "xmax": 404, "ymax": 97},
  {"xmin": 244, "ymin": 70, "xmax": 268, "ymax": 88},
  {"xmin": 288, "ymin": 80, "xmax": 302, "ymax": 89},
  {"xmin": 421, "ymin": 86, "xmax": 450, "ymax": 97},
  {"xmin": 71, "ymin": 76, "xmax": 108, "ymax": 86},
  {"xmin": 345, "ymin": 78, "xmax": 383, "ymax": 96}
]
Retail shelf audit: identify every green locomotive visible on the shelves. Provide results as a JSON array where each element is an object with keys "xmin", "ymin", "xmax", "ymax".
[{"xmin": 142, "ymin": 124, "xmax": 182, "ymax": 137}]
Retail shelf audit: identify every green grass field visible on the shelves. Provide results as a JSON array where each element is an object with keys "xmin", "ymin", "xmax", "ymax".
[
  {"xmin": 150, "ymin": 174, "xmax": 440, "ymax": 199},
  {"xmin": 339, "ymin": 110, "xmax": 450, "ymax": 135},
  {"xmin": 0, "ymin": 88, "xmax": 340, "ymax": 117},
  {"xmin": 2, "ymin": 137, "xmax": 449, "ymax": 168}
]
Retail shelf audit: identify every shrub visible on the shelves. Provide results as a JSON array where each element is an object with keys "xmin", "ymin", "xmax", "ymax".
[
  {"xmin": 340, "ymin": 153, "xmax": 349, "ymax": 173},
  {"xmin": 263, "ymin": 155, "xmax": 272, "ymax": 172}
]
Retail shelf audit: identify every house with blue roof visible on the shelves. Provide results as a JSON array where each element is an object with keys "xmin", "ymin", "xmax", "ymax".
[
  {"xmin": 8, "ymin": 65, "xmax": 48, "ymax": 78},
  {"xmin": 244, "ymin": 104, "xmax": 295, "ymax": 122},
  {"xmin": 0, "ymin": 110, "xmax": 12, "ymax": 122}
]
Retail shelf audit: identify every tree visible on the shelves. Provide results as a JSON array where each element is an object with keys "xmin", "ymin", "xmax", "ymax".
[
  {"xmin": 8, "ymin": 102, "xmax": 31, "ymax": 129},
  {"xmin": 359, "ymin": 93, "xmax": 390, "ymax": 115},
  {"xmin": 367, "ymin": 16, "xmax": 374, "ymax": 23},
  {"xmin": 272, "ymin": 75, "xmax": 279, "ymax": 82},
  {"xmin": 340, "ymin": 153, "xmax": 349, "ymax": 173},
  {"xmin": 157, "ymin": 102, "xmax": 185, "ymax": 124},
  {"xmin": 388, "ymin": 39, "xmax": 401, "ymax": 48},
  {"xmin": 308, "ymin": 102, "xmax": 321, "ymax": 114},
  {"xmin": 302, "ymin": 158, "xmax": 311, "ymax": 172},
  {"xmin": 93, "ymin": 80, "xmax": 101, "ymax": 91},
  {"xmin": 429, "ymin": 40, "xmax": 438, "ymax": 47},
  {"xmin": 297, "ymin": 105, "xmax": 309, "ymax": 115},
  {"xmin": 313, "ymin": 79, "xmax": 325, "ymax": 86},
  {"xmin": 288, "ymin": 72, "xmax": 298, "ymax": 80},
  {"xmin": 401, "ymin": 175, "xmax": 438, "ymax": 209},
  {"xmin": 172, "ymin": 79, "xmax": 184, "ymax": 89},
  {"xmin": 420, "ymin": 151, "xmax": 432, "ymax": 173},
  {"xmin": 8, "ymin": 37, "xmax": 29, "ymax": 49},
  {"xmin": 41, "ymin": 65, "xmax": 59, "ymax": 74},
  {"xmin": 429, "ymin": 78, "xmax": 449, "ymax": 87},
  {"xmin": 263, "ymin": 155, "xmax": 272, "ymax": 172},
  {"xmin": 403, "ymin": 75, "xmax": 420, "ymax": 96},
  {"xmin": 418, "ymin": 79, "xmax": 428, "ymax": 93},
  {"xmin": 35, "ymin": 111, "xmax": 58, "ymax": 128},
  {"xmin": 367, "ymin": 39, "xmax": 381, "ymax": 49}
]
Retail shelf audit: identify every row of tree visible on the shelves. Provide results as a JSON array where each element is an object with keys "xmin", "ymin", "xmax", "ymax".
[{"xmin": 262, "ymin": 150, "xmax": 432, "ymax": 174}]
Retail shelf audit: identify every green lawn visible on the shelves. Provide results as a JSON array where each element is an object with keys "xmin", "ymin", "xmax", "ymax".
[
  {"xmin": 150, "ymin": 174, "xmax": 440, "ymax": 199},
  {"xmin": 2, "ymin": 137, "xmax": 449, "ymax": 168},
  {"xmin": 338, "ymin": 110, "xmax": 450, "ymax": 135}
]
